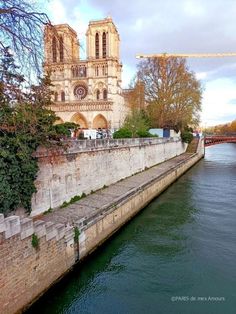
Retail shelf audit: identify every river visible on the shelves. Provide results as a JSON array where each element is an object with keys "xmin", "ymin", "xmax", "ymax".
[{"xmin": 27, "ymin": 143, "xmax": 236, "ymax": 314}]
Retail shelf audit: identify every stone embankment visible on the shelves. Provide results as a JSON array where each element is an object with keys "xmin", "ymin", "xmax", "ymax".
[
  {"xmin": 0, "ymin": 138, "xmax": 204, "ymax": 314},
  {"xmin": 32, "ymin": 137, "xmax": 187, "ymax": 216}
]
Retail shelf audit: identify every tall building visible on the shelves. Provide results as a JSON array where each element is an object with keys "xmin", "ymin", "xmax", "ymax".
[{"xmin": 43, "ymin": 17, "xmax": 129, "ymax": 130}]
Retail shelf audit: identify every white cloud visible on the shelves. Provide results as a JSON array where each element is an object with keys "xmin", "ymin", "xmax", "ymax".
[
  {"xmin": 202, "ymin": 79, "xmax": 236, "ymax": 125},
  {"xmin": 183, "ymin": 0, "xmax": 206, "ymax": 17},
  {"xmin": 47, "ymin": 0, "xmax": 67, "ymax": 24}
]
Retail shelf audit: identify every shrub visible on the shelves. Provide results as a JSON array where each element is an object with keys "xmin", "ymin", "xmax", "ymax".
[
  {"xmin": 113, "ymin": 128, "xmax": 132, "ymax": 138},
  {"xmin": 136, "ymin": 130, "xmax": 155, "ymax": 137},
  {"xmin": 181, "ymin": 130, "xmax": 193, "ymax": 143}
]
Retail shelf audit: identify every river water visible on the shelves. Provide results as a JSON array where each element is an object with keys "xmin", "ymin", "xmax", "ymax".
[{"xmin": 27, "ymin": 143, "xmax": 236, "ymax": 314}]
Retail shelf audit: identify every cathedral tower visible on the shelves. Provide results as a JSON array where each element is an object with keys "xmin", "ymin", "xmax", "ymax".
[{"xmin": 43, "ymin": 17, "xmax": 128, "ymax": 130}]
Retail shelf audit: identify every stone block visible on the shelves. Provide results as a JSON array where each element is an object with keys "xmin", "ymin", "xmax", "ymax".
[
  {"xmin": 34, "ymin": 220, "xmax": 46, "ymax": 238},
  {"xmin": 45, "ymin": 221, "xmax": 57, "ymax": 241},
  {"xmin": 75, "ymin": 217, "xmax": 85, "ymax": 229},
  {"xmin": 0, "ymin": 214, "xmax": 6, "ymax": 233},
  {"xmin": 4, "ymin": 216, "xmax": 21, "ymax": 239},
  {"xmin": 55, "ymin": 223, "xmax": 65, "ymax": 240},
  {"xmin": 64, "ymin": 226, "xmax": 74, "ymax": 245},
  {"xmin": 20, "ymin": 218, "xmax": 34, "ymax": 240}
]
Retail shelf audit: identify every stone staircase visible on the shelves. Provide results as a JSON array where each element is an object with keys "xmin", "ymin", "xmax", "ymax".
[{"xmin": 186, "ymin": 138, "xmax": 199, "ymax": 153}]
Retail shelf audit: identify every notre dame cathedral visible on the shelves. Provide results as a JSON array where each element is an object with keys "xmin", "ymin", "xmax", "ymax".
[{"xmin": 43, "ymin": 17, "xmax": 129, "ymax": 130}]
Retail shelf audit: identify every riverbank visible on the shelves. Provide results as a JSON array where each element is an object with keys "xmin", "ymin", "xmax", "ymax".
[
  {"xmin": 0, "ymin": 139, "xmax": 204, "ymax": 314},
  {"xmin": 27, "ymin": 143, "xmax": 236, "ymax": 314}
]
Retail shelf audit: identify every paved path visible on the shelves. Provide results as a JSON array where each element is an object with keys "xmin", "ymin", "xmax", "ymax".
[{"xmin": 41, "ymin": 152, "xmax": 195, "ymax": 226}]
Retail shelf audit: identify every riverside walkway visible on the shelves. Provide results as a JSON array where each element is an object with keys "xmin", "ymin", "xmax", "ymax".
[{"xmin": 40, "ymin": 151, "xmax": 198, "ymax": 228}]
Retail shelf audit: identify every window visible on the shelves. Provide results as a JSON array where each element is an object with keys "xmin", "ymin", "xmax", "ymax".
[
  {"xmin": 103, "ymin": 89, "xmax": 107, "ymax": 100},
  {"xmin": 102, "ymin": 32, "xmax": 106, "ymax": 58},
  {"xmin": 95, "ymin": 33, "xmax": 99, "ymax": 59},
  {"xmin": 59, "ymin": 36, "xmax": 64, "ymax": 62},
  {"xmin": 61, "ymin": 91, "xmax": 65, "ymax": 102},
  {"xmin": 54, "ymin": 92, "xmax": 58, "ymax": 101},
  {"xmin": 96, "ymin": 90, "xmax": 100, "ymax": 100},
  {"xmin": 95, "ymin": 66, "xmax": 99, "ymax": 76},
  {"xmin": 52, "ymin": 36, "xmax": 57, "ymax": 62}
]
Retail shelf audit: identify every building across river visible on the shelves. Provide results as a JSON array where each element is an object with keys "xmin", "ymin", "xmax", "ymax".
[{"xmin": 44, "ymin": 17, "xmax": 129, "ymax": 130}]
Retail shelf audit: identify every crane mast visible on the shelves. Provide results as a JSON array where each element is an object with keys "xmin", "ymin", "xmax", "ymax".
[{"xmin": 136, "ymin": 53, "xmax": 236, "ymax": 58}]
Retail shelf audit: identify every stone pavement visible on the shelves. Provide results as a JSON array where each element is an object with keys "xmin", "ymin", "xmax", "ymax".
[{"xmin": 41, "ymin": 152, "xmax": 195, "ymax": 226}]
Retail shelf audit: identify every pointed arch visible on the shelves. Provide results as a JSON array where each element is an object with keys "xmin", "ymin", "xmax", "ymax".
[
  {"xmin": 102, "ymin": 32, "xmax": 106, "ymax": 58},
  {"xmin": 54, "ymin": 117, "xmax": 64, "ymax": 125},
  {"xmin": 103, "ymin": 89, "xmax": 107, "ymax": 100},
  {"xmin": 59, "ymin": 36, "xmax": 64, "ymax": 62},
  {"xmin": 52, "ymin": 36, "xmax": 57, "ymax": 62},
  {"xmin": 61, "ymin": 91, "xmax": 65, "ymax": 102},
  {"xmin": 54, "ymin": 91, "xmax": 58, "ymax": 101},
  {"xmin": 71, "ymin": 113, "xmax": 88, "ymax": 128},
  {"xmin": 95, "ymin": 32, "xmax": 99, "ymax": 59},
  {"xmin": 96, "ymin": 89, "xmax": 100, "ymax": 100},
  {"xmin": 92, "ymin": 114, "xmax": 108, "ymax": 129}
]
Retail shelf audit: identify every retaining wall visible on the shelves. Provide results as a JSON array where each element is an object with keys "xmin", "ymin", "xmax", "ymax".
[
  {"xmin": 0, "ymin": 139, "xmax": 204, "ymax": 314},
  {"xmin": 32, "ymin": 137, "xmax": 187, "ymax": 216}
]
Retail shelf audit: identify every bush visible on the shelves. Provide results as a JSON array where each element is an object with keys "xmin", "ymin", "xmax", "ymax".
[
  {"xmin": 113, "ymin": 128, "xmax": 132, "ymax": 138},
  {"xmin": 136, "ymin": 130, "xmax": 155, "ymax": 137},
  {"xmin": 181, "ymin": 130, "xmax": 193, "ymax": 143}
]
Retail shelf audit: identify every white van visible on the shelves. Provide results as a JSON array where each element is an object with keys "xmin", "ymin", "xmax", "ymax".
[{"xmin": 83, "ymin": 129, "xmax": 97, "ymax": 139}]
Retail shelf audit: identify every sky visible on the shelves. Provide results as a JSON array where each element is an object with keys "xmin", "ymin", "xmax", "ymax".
[{"xmin": 43, "ymin": 0, "xmax": 236, "ymax": 126}]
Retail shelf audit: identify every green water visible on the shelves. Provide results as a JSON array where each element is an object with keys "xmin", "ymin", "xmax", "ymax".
[{"xmin": 27, "ymin": 144, "xmax": 236, "ymax": 314}]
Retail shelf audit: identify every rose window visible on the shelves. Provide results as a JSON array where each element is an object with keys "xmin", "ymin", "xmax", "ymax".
[{"xmin": 74, "ymin": 84, "xmax": 88, "ymax": 99}]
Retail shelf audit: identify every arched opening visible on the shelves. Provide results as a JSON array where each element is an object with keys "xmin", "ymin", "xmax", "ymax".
[
  {"xmin": 54, "ymin": 91, "xmax": 58, "ymax": 102},
  {"xmin": 71, "ymin": 113, "xmax": 88, "ymax": 129},
  {"xmin": 95, "ymin": 33, "xmax": 99, "ymax": 59},
  {"xmin": 52, "ymin": 36, "xmax": 57, "ymax": 62},
  {"xmin": 102, "ymin": 32, "xmax": 106, "ymax": 58},
  {"xmin": 54, "ymin": 117, "xmax": 64, "ymax": 125},
  {"xmin": 96, "ymin": 89, "xmax": 100, "ymax": 100},
  {"xmin": 92, "ymin": 114, "xmax": 108, "ymax": 129},
  {"xmin": 103, "ymin": 89, "xmax": 107, "ymax": 100},
  {"xmin": 59, "ymin": 36, "xmax": 64, "ymax": 62},
  {"xmin": 61, "ymin": 91, "xmax": 65, "ymax": 102}
]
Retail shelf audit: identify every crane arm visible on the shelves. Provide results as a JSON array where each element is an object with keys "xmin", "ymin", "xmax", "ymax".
[{"xmin": 136, "ymin": 53, "xmax": 236, "ymax": 58}]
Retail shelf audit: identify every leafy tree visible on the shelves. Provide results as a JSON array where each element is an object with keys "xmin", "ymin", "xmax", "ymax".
[
  {"xmin": 123, "ymin": 110, "xmax": 151, "ymax": 137},
  {"xmin": 53, "ymin": 122, "xmax": 80, "ymax": 138},
  {"xmin": 113, "ymin": 110, "xmax": 153, "ymax": 138},
  {"xmin": 124, "ymin": 77, "xmax": 145, "ymax": 111},
  {"xmin": 137, "ymin": 57, "xmax": 202, "ymax": 132},
  {"xmin": 0, "ymin": 49, "xmax": 63, "ymax": 214}
]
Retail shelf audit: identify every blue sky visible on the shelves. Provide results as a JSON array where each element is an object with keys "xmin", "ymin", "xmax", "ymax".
[{"xmin": 43, "ymin": 0, "xmax": 236, "ymax": 126}]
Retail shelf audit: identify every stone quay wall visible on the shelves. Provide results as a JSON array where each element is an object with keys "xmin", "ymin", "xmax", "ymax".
[
  {"xmin": 78, "ymin": 140, "xmax": 204, "ymax": 260},
  {"xmin": 0, "ymin": 139, "xmax": 204, "ymax": 314},
  {"xmin": 32, "ymin": 137, "xmax": 187, "ymax": 216},
  {"xmin": 0, "ymin": 214, "xmax": 77, "ymax": 314}
]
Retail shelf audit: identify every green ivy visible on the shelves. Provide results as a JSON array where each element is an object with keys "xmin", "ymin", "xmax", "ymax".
[
  {"xmin": 31, "ymin": 233, "xmax": 39, "ymax": 249},
  {"xmin": 0, "ymin": 48, "xmax": 69, "ymax": 215},
  {"xmin": 74, "ymin": 226, "xmax": 80, "ymax": 243}
]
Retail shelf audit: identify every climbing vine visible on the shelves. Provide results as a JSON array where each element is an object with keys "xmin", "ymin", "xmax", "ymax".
[{"xmin": 0, "ymin": 48, "xmax": 67, "ymax": 214}]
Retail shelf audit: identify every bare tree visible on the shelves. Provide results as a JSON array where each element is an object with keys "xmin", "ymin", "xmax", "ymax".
[
  {"xmin": 0, "ymin": 0, "xmax": 52, "ymax": 77},
  {"xmin": 138, "ymin": 57, "xmax": 202, "ymax": 131}
]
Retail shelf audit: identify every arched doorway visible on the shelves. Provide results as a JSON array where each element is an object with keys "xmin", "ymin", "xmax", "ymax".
[
  {"xmin": 54, "ymin": 117, "xmax": 64, "ymax": 125},
  {"xmin": 92, "ymin": 114, "xmax": 108, "ymax": 129},
  {"xmin": 71, "ymin": 112, "xmax": 88, "ymax": 128}
]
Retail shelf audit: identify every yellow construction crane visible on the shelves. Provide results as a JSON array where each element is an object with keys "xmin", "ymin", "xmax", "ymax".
[{"xmin": 136, "ymin": 52, "xmax": 236, "ymax": 58}]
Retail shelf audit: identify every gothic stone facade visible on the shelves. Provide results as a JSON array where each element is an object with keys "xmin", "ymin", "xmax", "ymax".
[{"xmin": 44, "ymin": 17, "xmax": 129, "ymax": 130}]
